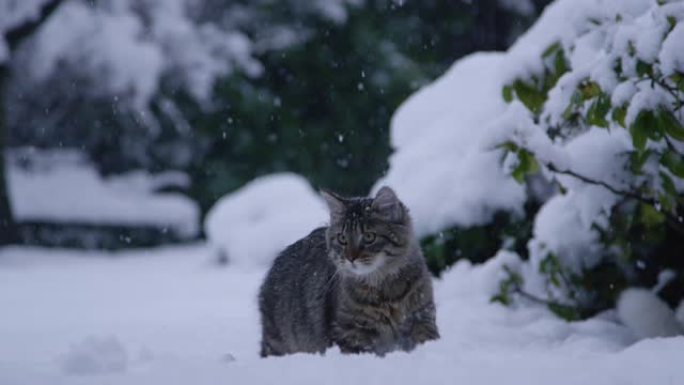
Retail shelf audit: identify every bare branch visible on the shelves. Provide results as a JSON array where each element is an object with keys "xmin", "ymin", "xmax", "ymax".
[{"xmin": 545, "ymin": 163, "xmax": 684, "ymax": 236}]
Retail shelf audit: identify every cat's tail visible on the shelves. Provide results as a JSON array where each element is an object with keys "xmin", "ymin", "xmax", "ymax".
[{"xmin": 617, "ymin": 288, "xmax": 684, "ymax": 339}]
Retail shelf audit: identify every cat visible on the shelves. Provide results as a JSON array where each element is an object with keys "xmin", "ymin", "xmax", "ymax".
[{"xmin": 258, "ymin": 186, "xmax": 439, "ymax": 357}]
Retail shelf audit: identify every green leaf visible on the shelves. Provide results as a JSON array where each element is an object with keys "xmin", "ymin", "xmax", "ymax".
[
  {"xmin": 659, "ymin": 172, "xmax": 679, "ymax": 214},
  {"xmin": 502, "ymin": 85, "xmax": 513, "ymax": 103},
  {"xmin": 658, "ymin": 108, "xmax": 684, "ymax": 142},
  {"xmin": 630, "ymin": 110, "xmax": 657, "ymax": 151},
  {"xmin": 513, "ymin": 80, "xmax": 546, "ymax": 114},
  {"xmin": 491, "ymin": 294, "xmax": 511, "ymax": 306},
  {"xmin": 542, "ymin": 42, "xmax": 562, "ymax": 59},
  {"xmin": 613, "ymin": 60, "xmax": 623, "ymax": 77},
  {"xmin": 674, "ymin": 72, "xmax": 684, "ymax": 93},
  {"xmin": 500, "ymin": 141, "xmax": 519, "ymax": 152},
  {"xmin": 659, "ymin": 193, "xmax": 675, "ymax": 213},
  {"xmin": 636, "ymin": 61, "xmax": 653, "ymax": 77},
  {"xmin": 640, "ymin": 203, "xmax": 665, "ymax": 228},
  {"xmin": 671, "ymin": 73, "xmax": 683, "ymax": 84},
  {"xmin": 554, "ymin": 50, "xmax": 569, "ymax": 78},
  {"xmin": 661, "ymin": 150, "xmax": 684, "ymax": 178},
  {"xmin": 562, "ymin": 90, "xmax": 582, "ymax": 121},
  {"xmin": 612, "ymin": 105, "xmax": 627, "ymax": 128},
  {"xmin": 579, "ymin": 81, "xmax": 601, "ymax": 100},
  {"xmin": 667, "ymin": 16, "xmax": 677, "ymax": 32},
  {"xmin": 511, "ymin": 150, "xmax": 540, "ymax": 183},
  {"xmin": 512, "ymin": 165, "xmax": 526, "ymax": 183},
  {"xmin": 491, "ymin": 266, "xmax": 523, "ymax": 307},
  {"xmin": 547, "ymin": 303, "xmax": 581, "ymax": 321},
  {"xmin": 661, "ymin": 171, "xmax": 677, "ymax": 197},
  {"xmin": 630, "ymin": 149, "xmax": 651, "ymax": 174},
  {"xmin": 539, "ymin": 253, "xmax": 559, "ymax": 274},
  {"xmin": 586, "ymin": 94, "xmax": 611, "ymax": 128},
  {"xmin": 539, "ymin": 253, "xmax": 562, "ymax": 288},
  {"xmin": 628, "ymin": 41, "xmax": 636, "ymax": 57}
]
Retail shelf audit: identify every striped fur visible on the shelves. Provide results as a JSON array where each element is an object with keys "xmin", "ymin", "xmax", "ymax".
[{"xmin": 258, "ymin": 187, "xmax": 438, "ymax": 357}]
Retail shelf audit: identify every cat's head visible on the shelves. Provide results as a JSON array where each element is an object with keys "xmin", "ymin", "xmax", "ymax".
[{"xmin": 322, "ymin": 186, "xmax": 413, "ymax": 277}]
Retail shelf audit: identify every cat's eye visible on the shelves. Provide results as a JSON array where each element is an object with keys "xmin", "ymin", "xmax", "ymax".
[
  {"xmin": 362, "ymin": 232, "xmax": 376, "ymax": 244},
  {"xmin": 337, "ymin": 233, "xmax": 348, "ymax": 245}
]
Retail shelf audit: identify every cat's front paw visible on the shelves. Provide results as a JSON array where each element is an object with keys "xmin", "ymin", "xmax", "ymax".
[
  {"xmin": 397, "ymin": 320, "xmax": 439, "ymax": 352},
  {"xmin": 335, "ymin": 328, "xmax": 379, "ymax": 355},
  {"xmin": 337, "ymin": 342, "xmax": 374, "ymax": 355},
  {"xmin": 410, "ymin": 322, "xmax": 440, "ymax": 344}
]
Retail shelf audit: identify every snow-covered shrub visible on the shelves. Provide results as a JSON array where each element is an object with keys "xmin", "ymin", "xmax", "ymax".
[
  {"xmin": 379, "ymin": 0, "xmax": 684, "ymax": 321},
  {"xmin": 204, "ymin": 173, "xmax": 328, "ymax": 267},
  {"xmin": 490, "ymin": 0, "xmax": 684, "ymax": 319},
  {"xmin": 8, "ymin": 148, "xmax": 200, "ymax": 248}
]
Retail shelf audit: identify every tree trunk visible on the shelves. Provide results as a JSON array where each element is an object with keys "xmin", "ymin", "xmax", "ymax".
[
  {"xmin": 0, "ymin": 0, "xmax": 65, "ymax": 246},
  {"xmin": 0, "ymin": 66, "xmax": 18, "ymax": 245}
]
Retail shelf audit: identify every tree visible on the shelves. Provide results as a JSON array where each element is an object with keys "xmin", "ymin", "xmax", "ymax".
[
  {"xmin": 0, "ymin": 0, "xmax": 64, "ymax": 245},
  {"xmin": 1, "ymin": 0, "xmax": 271, "ymax": 246},
  {"xmin": 2, "ymin": 0, "xmax": 550, "ymax": 247},
  {"xmin": 191, "ymin": 0, "xmax": 548, "ymax": 212}
]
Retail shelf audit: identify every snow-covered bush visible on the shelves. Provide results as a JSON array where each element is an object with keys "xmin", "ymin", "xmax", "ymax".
[
  {"xmin": 204, "ymin": 173, "xmax": 328, "ymax": 267},
  {"xmin": 379, "ymin": 0, "xmax": 684, "ymax": 320},
  {"xmin": 492, "ymin": 0, "xmax": 684, "ymax": 319},
  {"xmin": 8, "ymin": 148, "xmax": 199, "ymax": 248}
]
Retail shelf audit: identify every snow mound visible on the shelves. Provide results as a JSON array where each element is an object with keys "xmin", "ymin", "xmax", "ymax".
[
  {"xmin": 617, "ymin": 288, "xmax": 683, "ymax": 339},
  {"xmin": 205, "ymin": 173, "xmax": 328, "ymax": 266},
  {"xmin": 59, "ymin": 336, "xmax": 128, "ymax": 375},
  {"xmin": 375, "ymin": 53, "xmax": 526, "ymax": 236},
  {"xmin": 677, "ymin": 300, "xmax": 684, "ymax": 326},
  {"xmin": 8, "ymin": 149, "xmax": 199, "ymax": 237}
]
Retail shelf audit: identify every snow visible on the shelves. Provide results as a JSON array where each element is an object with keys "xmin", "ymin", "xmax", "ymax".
[
  {"xmin": 59, "ymin": 336, "xmax": 129, "ymax": 375},
  {"xmin": 660, "ymin": 23, "xmax": 684, "ymax": 77},
  {"xmin": 0, "ymin": 36, "xmax": 7, "ymax": 63},
  {"xmin": 312, "ymin": 0, "xmax": 363, "ymax": 24},
  {"xmin": 375, "ymin": 53, "xmax": 526, "ymax": 237},
  {"xmin": 204, "ymin": 173, "xmax": 328, "ymax": 267},
  {"xmin": 375, "ymin": 0, "xmax": 660, "ymax": 237},
  {"xmin": 677, "ymin": 301, "xmax": 684, "ymax": 326},
  {"xmin": 0, "ymin": 246, "xmax": 681, "ymax": 384},
  {"xmin": 617, "ymin": 288, "xmax": 683, "ymax": 339},
  {"xmin": 16, "ymin": 0, "xmax": 261, "ymax": 109},
  {"xmin": 8, "ymin": 149, "xmax": 199, "ymax": 237},
  {"xmin": 2, "ymin": 0, "xmax": 683, "ymax": 382},
  {"xmin": 29, "ymin": 2, "xmax": 164, "ymax": 109},
  {"xmin": 0, "ymin": 0, "xmax": 51, "ymax": 63},
  {"xmin": 525, "ymin": 127, "xmax": 634, "ymax": 274}
]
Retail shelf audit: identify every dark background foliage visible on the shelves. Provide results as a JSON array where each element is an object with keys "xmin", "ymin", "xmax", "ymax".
[{"xmin": 1, "ymin": 0, "xmax": 551, "ymax": 250}]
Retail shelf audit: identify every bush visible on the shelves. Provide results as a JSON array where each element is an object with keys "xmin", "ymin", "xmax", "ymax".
[{"xmin": 492, "ymin": 1, "xmax": 684, "ymax": 319}]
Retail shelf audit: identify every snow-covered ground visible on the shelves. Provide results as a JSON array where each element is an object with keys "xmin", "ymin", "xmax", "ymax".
[
  {"xmin": 0, "ymin": 245, "xmax": 681, "ymax": 385},
  {"xmin": 2, "ymin": 0, "xmax": 683, "ymax": 383}
]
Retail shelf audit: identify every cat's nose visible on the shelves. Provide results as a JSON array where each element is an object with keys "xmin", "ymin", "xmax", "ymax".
[{"xmin": 346, "ymin": 250, "xmax": 361, "ymax": 262}]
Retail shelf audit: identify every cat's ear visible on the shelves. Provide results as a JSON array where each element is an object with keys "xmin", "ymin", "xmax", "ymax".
[
  {"xmin": 321, "ymin": 189, "xmax": 346, "ymax": 216},
  {"xmin": 372, "ymin": 186, "xmax": 406, "ymax": 222}
]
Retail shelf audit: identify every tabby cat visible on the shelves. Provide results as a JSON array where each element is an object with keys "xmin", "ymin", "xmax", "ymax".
[{"xmin": 258, "ymin": 186, "xmax": 439, "ymax": 357}]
